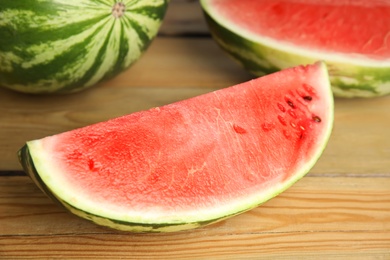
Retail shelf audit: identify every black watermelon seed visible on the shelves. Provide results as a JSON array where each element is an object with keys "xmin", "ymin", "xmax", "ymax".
[{"xmin": 312, "ymin": 115, "xmax": 321, "ymax": 123}]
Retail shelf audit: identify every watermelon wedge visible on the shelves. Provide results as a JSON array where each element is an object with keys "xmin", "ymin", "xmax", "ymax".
[
  {"xmin": 19, "ymin": 62, "xmax": 333, "ymax": 232},
  {"xmin": 200, "ymin": 0, "xmax": 390, "ymax": 98}
]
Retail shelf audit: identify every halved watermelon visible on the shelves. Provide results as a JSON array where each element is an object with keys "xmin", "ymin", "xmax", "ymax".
[
  {"xmin": 200, "ymin": 0, "xmax": 390, "ymax": 98},
  {"xmin": 19, "ymin": 62, "xmax": 333, "ymax": 232}
]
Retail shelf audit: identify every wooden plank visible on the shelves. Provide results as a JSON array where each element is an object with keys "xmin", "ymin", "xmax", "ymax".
[
  {"xmin": 160, "ymin": 0, "xmax": 209, "ymax": 36},
  {"xmin": 92, "ymin": 37, "xmax": 253, "ymax": 89},
  {"xmin": 1, "ymin": 231, "xmax": 389, "ymax": 259},
  {"xmin": 1, "ymin": 176, "xmax": 389, "ymax": 258},
  {"xmin": 310, "ymin": 96, "xmax": 390, "ymax": 175}
]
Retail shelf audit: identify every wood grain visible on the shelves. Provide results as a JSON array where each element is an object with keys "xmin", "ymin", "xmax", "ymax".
[
  {"xmin": 1, "ymin": 1, "xmax": 390, "ymax": 257},
  {"xmin": 311, "ymin": 96, "xmax": 390, "ymax": 175},
  {"xmin": 1, "ymin": 176, "xmax": 389, "ymax": 259},
  {"xmin": 160, "ymin": 0, "xmax": 209, "ymax": 36}
]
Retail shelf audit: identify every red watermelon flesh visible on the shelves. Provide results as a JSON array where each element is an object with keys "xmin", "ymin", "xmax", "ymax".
[
  {"xmin": 211, "ymin": 0, "xmax": 390, "ymax": 60},
  {"xmin": 21, "ymin": 62, "xmax": 333, "ymax": 231}
]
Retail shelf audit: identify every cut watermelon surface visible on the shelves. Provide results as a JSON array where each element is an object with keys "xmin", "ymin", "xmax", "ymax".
[
  {"xmin": 19, "ymin": 62, "xmax": 333, "ymax": 232},
  {"xmin": 201, "ymin": 0, "xmax": 390, "ymax": 98}
]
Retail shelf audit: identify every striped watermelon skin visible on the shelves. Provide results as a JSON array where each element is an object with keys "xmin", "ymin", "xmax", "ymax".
[{"xmin": 0, "ymin": 0, "xmax": 168, "ymax": 94}]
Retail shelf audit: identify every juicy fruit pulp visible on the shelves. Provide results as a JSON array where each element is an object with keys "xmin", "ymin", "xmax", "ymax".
[
  {"xmin": 19, "ymin": 62, "xmax": 333, "ymax": 232},
  {"xmin": 0, "ymin": 0, "xmax": 168, "ymax": 94},
  {"xmin": 201, "ymin": 0, "xmax": 390, "ymax": 98}
]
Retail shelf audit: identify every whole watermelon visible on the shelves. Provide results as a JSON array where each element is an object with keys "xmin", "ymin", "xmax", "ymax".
[{"xmin": 0, "ymin": 0, "xmax": 168, "ymax": 94}]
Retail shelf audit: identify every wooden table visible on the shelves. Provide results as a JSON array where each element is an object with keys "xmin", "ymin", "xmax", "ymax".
[{"xmin": 1, "ymin": 2, "xmax": 390, "ymax": 259}]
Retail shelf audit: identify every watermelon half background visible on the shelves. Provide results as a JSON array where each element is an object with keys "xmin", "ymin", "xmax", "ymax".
[
  {"xmin": 200, "ymin": 0, "xmax": 390, "ymax": 98},
  {"xmin": 19, "ymin": 62, "xmax": 333, "ymax": 232}
]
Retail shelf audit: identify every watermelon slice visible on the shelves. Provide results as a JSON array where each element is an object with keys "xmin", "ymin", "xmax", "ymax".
[
  {"xmin": 200, "ymin": 0, "xmax": 390, "ymax": 98},
  {"xmin": 19, "ymin": 62, "xmax": 333, "ymax": 232}
]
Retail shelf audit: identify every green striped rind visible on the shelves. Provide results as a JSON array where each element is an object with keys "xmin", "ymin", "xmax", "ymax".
[
  {"xmin": 0, "ymin": 0, "xmax": 168, "ymax": 94},
  {"xmin": 201, "ymin": 2, "xmax": 390, "ymax": 98}
]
